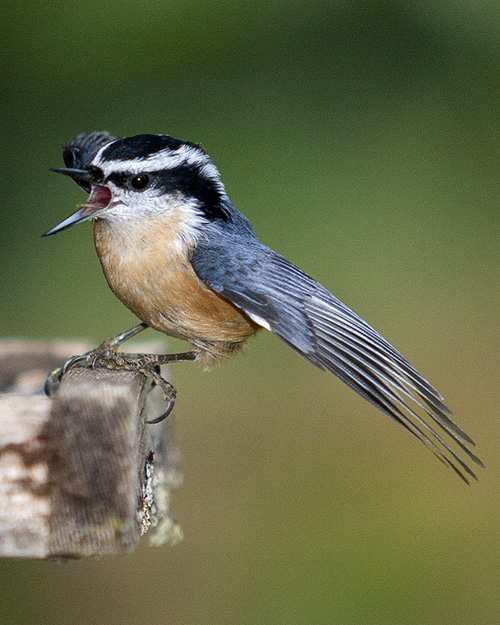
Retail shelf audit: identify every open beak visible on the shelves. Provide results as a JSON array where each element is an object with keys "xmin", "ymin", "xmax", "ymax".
[{"xmin": 43, "ymin": 168, "xmax": 112, "ymax": 236}]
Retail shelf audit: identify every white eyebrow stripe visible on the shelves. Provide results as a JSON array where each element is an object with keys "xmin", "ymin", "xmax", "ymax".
[
  {"xmin": 92, "ymin": 141, "xmax": 226, "ymax": 191},
  {"xmin": 93, "ymin": 143, "xmax": 210, "ymax": 174}
]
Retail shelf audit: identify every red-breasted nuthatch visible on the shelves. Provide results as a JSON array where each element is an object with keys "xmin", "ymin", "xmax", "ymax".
[{"xmin": 44, "ymin": 131, "xmax": 483, "ymax": 483}]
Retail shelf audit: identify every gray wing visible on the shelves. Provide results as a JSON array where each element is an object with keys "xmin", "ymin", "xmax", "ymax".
[{"xmin": 191, "ymin": 236, "xmax": 483, "ymax": 484}]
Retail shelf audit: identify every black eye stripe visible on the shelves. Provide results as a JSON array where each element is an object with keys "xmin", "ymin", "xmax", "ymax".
[
  {"xmin": 106, "ymin": 172, "xmax": 129, "ymax": 187},
  {"xmin": 104, "ymin": 165, "xmax": 229, "ymax": 220},
  {"xmin": 153, "ymin": 165, "xmax": 230, "ymax": 220},
  {"xmin": 106, "ymin": 172, "xmax": 151, "ymax": 191}
]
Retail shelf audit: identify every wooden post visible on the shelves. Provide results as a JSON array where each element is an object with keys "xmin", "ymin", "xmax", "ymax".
[{"xmin": 0, "ymin": 340, "xmax": 183, "ymax": 559}]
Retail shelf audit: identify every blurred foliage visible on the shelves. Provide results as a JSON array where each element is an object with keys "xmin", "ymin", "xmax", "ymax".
[{"xmin": 1, "ymin": 2, "xmax": 499, "ymax": 624}]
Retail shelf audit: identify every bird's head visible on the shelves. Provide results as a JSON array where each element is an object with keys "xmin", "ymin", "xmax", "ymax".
[{"xmin": 44, "ymin": 132, "xmax": 230, "ymax": 237}]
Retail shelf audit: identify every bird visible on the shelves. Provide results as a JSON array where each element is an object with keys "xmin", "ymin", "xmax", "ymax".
[{"xmin": 44, "ymin": 131, "xmax": 483, "ymax": 484}]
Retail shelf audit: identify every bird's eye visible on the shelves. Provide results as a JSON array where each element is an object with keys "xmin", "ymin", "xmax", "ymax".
[{"xmin": 130, "ymin": 174, "xmax": 150, "ymax": 190}]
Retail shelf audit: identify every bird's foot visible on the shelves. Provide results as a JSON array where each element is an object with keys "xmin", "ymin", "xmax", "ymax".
[
  {"xmin": 44, "ymin": 323, "xmax": 149, "ymax": 396},
  {"xmin": 45, "ymin": 346, "xmax": 196, "ymax": 423},
  {"xmin": 44, "ymin": 349, "xmax": 99, "ymax": 396},
  {"xmin": 89, "ymin": 351, "xmax": 180, "ymax": 423}
]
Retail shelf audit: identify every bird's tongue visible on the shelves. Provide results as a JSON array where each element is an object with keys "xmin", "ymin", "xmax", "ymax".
[{"xmin": 88, "ymin": 185, "xmax": 112, "ymax": 209}]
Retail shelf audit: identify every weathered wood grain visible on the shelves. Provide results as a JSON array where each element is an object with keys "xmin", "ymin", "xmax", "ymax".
[{"xmin": 0, "ymin": 341, "xmax": 183, "ymax": 559}]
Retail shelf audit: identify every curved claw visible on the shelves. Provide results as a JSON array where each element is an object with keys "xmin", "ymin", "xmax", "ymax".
[
  {"xmin": 141, "ymin": 364, "xmax": 177, "ymax": 424},
  {"xmin": 62, "ymin": 353, "xmax": 91, "ymax": 374},
  {"xmin": 44, "ymin": 370, "xmax": 62, "ymax": 396},
  {"xmin": 90, "ymin": 349, "xmax": 114, "ymax": 368},
  {"xmin": 147, "ymin": 397, "xmax": 176, "ymax": 424},
  {"xmin": 44, "ymin": 352, "xmax": 91, "ymax": 396}
]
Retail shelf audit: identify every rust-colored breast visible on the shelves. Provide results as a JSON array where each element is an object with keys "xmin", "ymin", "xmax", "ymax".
[{"xmin": 93, "ymin": 214, "xmax": 258, "ymax": 365}]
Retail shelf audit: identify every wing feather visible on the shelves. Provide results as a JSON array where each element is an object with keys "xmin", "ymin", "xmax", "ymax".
[{"xmin": 192, "ymin": 237, "xmax": 483, "ymax": 483}]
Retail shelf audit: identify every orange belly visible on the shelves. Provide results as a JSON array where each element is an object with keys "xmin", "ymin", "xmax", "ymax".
[{"xmin": 93, "ymin": 216, "xmax": 258, "ymax": 366}]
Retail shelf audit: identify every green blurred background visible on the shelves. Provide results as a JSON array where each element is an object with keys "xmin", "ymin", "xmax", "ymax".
[{"xmin": 1, "ymin": 1, "xmax": 499, "ymax": 623}]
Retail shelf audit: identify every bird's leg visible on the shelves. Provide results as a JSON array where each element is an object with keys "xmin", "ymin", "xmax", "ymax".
[{"xmin": 96, "ymin": 322, "xmax": 150, "ymax": 351}]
